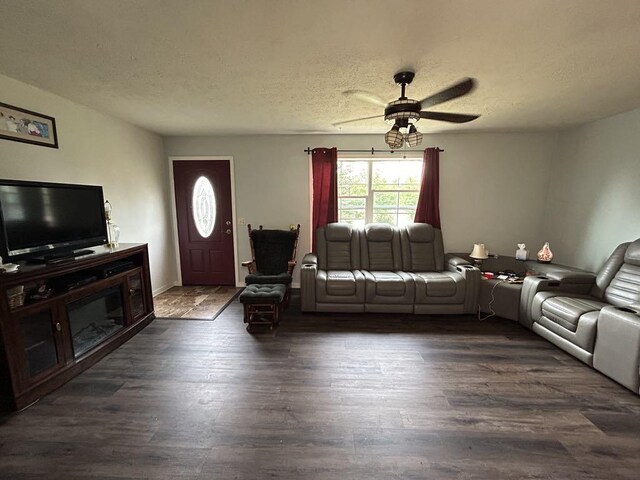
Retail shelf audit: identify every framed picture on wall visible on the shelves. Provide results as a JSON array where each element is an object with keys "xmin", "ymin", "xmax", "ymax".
[{"xmin": 0, "ymin": 102, "xmax": 58, "ymax": 148}]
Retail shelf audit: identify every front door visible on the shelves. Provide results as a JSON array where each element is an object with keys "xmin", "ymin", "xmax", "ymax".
[{"xmin": 173, "ymin": 160, "xmax": 235, "ymax": 285}]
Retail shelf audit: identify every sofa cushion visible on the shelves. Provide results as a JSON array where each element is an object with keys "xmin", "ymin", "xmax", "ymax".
[
  {"xmin": 360, "ymin": 223, "xmax": 402, "ymax": 271},
  {"xmin": 365, "ymin": 223, "xmax": 394, "ymax": 242},
  {"xmin": 325, "ymin": 223, "xmax": 353, "ymax": 242},
  {"xmin": 415, "ymin": 272, "xmax": 457, "ymax": 297},
  {"xmin": 368, "ymin": 271, "xmax": 406, "ymax": 296},
  {"xmin": 400, "ymin": 223, "xmax": 444, "ymax": 272},
  {"xmin": 541, "ymin": 296, "xmax": 607, "ymax": 332},
  {"xmin": 317, "ymin": 223, "xmax": 360, "ymax": 271},
  {"xmin": 604, "ymin": 263, "xmax": 640, "ymax": 306},
  {"xmin": 326, "ymin": 241, "xmax": 355, "ymax": 271},
  {"xmin": 325, "ymin": 270, "xmax": 358, "ymax": 296},
  {"xmin": 367, "ymin": 242, "xmax": 395, "ymax": 271},
  {"xmin": 624, "ymin": 239, "xmax": 640, "ymax": 266},
  {"xmin": 405, "ymin": 223, "xmax": 435, "ymax": 243}
]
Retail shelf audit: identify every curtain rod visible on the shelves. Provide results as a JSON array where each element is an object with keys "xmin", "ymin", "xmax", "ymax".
[{"xmin": 304, "ymin": 147, "xmax": 444, "ymax": 155}]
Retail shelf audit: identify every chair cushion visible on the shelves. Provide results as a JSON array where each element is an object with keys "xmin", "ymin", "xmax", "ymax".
[
  {"xmin": 369, "ymin": 271, "xmax": 406, "ymax": 296},
  {"xmin": 326, "ymin": 270, "xmax": 357, "ymax": 296},
  {"xmin": 250, "ymin": 229, "xmax": 297, "ymax": 275},
  {"xmin": 541, "ymin": 296, "xmax": 607, "ymax": 332},
  {"xmin": 245, "ymin": 272, "xmax": 292, "ymax": 285},
  {"xmin": 239, "ymin": 284, "xmax": 287, "ymax": 304}
]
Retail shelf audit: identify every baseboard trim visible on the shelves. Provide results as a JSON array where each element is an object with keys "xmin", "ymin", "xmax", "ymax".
[{"xmin": 152, "ymin": 282, "xmax": 176, "ymax": 297}]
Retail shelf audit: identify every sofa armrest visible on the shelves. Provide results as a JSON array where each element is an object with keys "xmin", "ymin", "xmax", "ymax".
[
  {"xmin": 302, "ymin": 253, "xmax": 318, "ymax": 266},
  {"xmin": 519, "ymin": 269, "xmax": 597, "ymax": 328},
  {"xmin": 545, "ymin": 270, "xmax": 596, "ymax": 286},
  {"xmin": 519, "ymin": 275, "xmax": 561, "ymax": 328},
  {"xmin": 445, "ymin": 253, "xmax": 471, "ymax": 268},
  {"xmin": 300, "ymin": 256, "xmax": 318, "ymax": 312},
  {"xmin": 594, "ymin": 305, "xmax": 640, "ymax": 394},
  {"xmin": 447, "ymin": 263, "xmax": 481, "ymax": 314}
]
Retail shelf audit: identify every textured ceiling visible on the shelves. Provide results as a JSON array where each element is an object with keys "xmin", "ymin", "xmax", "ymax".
[{"xmin": 1, "ymin": 0, "xmax": 640, "ymax": 135}]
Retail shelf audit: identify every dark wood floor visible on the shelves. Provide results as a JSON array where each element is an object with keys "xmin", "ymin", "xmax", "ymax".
[{"xmin": 1, "ymin": 293, "xmax": 639, "ymax": 479}]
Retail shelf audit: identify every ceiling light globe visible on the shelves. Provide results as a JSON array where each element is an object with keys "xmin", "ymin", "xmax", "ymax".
[
  {"xmin": 390, "ymin": 138, "xmax": 404, "ymax": 149},
  {"xmin": 385, "ymin": 125, "xmax": 404, "ymax": 147},
  {"xmin": 406, "ymin": 128, "xmax": 423, "ymax": 147}
]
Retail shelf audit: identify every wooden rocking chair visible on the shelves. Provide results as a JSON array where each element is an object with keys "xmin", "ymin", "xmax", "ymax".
[{"xmin": 241, "ymin": 224, "xmax": 300, "ymax": 307}]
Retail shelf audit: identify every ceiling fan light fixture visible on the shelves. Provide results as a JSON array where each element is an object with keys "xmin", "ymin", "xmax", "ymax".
[
  {"xmin": 406, "ymin": 125, "xmax": 423, "ymax": 147},
  {"xmin": 385, "ymin": 124, "xmax": 404, "ymax": 148},
  {"xmin": 384, "ymin": 99, "xmax": 421, "ymax": 124}
]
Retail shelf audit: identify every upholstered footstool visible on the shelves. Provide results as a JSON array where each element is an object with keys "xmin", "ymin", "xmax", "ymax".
[{"xmin": 239, "ymin": 284, "xmax": 287, "ymax": 332}]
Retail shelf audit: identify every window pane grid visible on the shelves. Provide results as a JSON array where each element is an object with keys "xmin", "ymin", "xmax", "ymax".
[{"xmin": 337, "ymin": 157, "xmax": 422, "ymax": 227}]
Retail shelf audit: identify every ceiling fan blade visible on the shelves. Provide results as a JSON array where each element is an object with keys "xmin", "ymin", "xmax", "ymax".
[
  {"xmin": 418, "ymin": 78, "xmax": 476, "ymax": 109},
  {"xmin": 342, "ymin": 90, "xmax": 388, "ymax": 107},
  {"xmin": 419, "ymin": 111, "xmax": 480, "ymax": 123},
  {"xmin": 332, "ymin": 114, "xmax": 385, "ymax": 127}
]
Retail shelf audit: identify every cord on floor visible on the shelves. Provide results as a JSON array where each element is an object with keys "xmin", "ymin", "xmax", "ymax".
[{"xmin": 478, "ymin": 279, "xmax": 507, "ymax": 321}]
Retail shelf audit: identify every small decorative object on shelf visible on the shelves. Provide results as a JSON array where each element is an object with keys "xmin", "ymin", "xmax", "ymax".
[
  {"xmin": 515, "ymin": 243, "xmax": 528, "ymax": 260},
  {"xmin": 6, "ymin": 285, "xmax": 25, "ymax": 309},
  {"xmin": 0, "ymin": 256, "xmax": 19, "ymax": 273},
  {"xmin": 537, "ymin": 242, "xmax": 553, "ymax": 263},
  {"xmin": 289, "ymin": 224, "xmax": 297, "ymax": 232},
  {"xmin": 104, "ymin": 200, "xmax": 121, "ymax": 248}
]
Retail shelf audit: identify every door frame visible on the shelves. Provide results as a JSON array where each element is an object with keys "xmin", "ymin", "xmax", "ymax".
[{"xmin": 168, "ymin": 156, "xmax": 239, "ymax": 287}]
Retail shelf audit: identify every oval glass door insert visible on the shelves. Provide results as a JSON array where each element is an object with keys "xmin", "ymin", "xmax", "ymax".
[{"xmin": 192, "ymin": 176, "xmax": 216, "ymax": 238}]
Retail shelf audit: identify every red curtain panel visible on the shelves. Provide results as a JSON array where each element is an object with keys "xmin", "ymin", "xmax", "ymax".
[
  {"xmin": 311, "ymin": 147, "xmax": 338, "ymax": 251},
  {"xmin": 413, "ymin": 147, "xmax": 441, "ymax": 228}
]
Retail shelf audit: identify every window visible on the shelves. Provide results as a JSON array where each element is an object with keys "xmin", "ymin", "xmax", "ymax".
[
  {"xmin": 192, "ymin": 176, "xmax": 216, "ymax": 238},
  {"xmin": 337, "ymin": 157, "xmax": 422, "ymax": 227}
]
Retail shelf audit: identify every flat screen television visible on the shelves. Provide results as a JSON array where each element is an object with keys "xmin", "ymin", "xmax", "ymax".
[{"xmin": 0, "ymin": 179, "xmax": 108, "ymax": 263}]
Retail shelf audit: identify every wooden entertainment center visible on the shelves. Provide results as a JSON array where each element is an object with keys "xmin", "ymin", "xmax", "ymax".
[{"xmin": 0, "ymin": 243, "xmax": 154, "ymax": 411}]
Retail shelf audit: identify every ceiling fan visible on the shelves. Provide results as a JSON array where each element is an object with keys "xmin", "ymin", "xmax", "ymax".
[{"xmin": 334, "ymin": 71, "xmax": 480, "ymax": 148}]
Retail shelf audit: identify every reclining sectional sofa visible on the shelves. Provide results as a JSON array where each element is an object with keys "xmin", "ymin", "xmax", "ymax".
[
  {"xmin": 300, "ymin": 223, "xmax": 640, "ymax": 395},
  {"xmin": 301, "ymin": 223, "xmax": 480, "ymax": 314},
  {"xmin": 520, "ymin": 238, "xmax": 640, "ymax": 394}
]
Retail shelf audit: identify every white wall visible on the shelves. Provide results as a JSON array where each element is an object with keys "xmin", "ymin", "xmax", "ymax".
[
  {"xmin": 4, "ymin": 66, "xmax": 635, "ymax": 292},
  {"xmin": 0, "ymin": 74, "xmax": 176, "ymax": 294},
  {"xmin": 542, "ymin": 107, "xmax": 640, "ymax": 271},
  {"xmin": 164, "ymin": 132, "xmax": 558, "ymax": 285}
]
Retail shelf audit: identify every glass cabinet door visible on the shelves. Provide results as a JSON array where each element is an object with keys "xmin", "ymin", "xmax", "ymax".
[
  {"xmin": 127, "ymin": 271, "xmax": 146, "ymax": 322},
  {"xmin": 17, "ymin": 307, "xmax": 64, "ymax": 384}
]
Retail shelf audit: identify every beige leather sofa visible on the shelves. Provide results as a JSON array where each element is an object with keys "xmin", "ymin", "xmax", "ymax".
[
  {"xmin": 301, "ymin": 223, "xmax": 480, "ymax": 314},
  {"xmin": 520, "ymin": 239, "xmax": 640, "ymax": 394}
]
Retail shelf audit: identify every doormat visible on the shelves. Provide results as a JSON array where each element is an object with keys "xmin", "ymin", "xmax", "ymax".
[{"xmin": 154, "ymin": 286, "xmax": 241, "ymax": 320}]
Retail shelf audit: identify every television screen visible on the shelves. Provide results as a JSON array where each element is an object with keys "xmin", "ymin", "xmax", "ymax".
[{"xmin": 0, "ymin": 180, "xmax": 108, "ymax": 261}]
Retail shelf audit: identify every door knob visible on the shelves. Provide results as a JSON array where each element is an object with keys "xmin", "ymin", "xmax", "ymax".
[
  {"xmin": 225, "ymin": 220, "xmax": 231, "ymax": 226},
  {"xmin": 225, "ymin": 229, "xmax": 232, "ymax": 235},
  {"xmin": 55, "ymin": 322, "xmax": 62, "ymax": 332}
]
